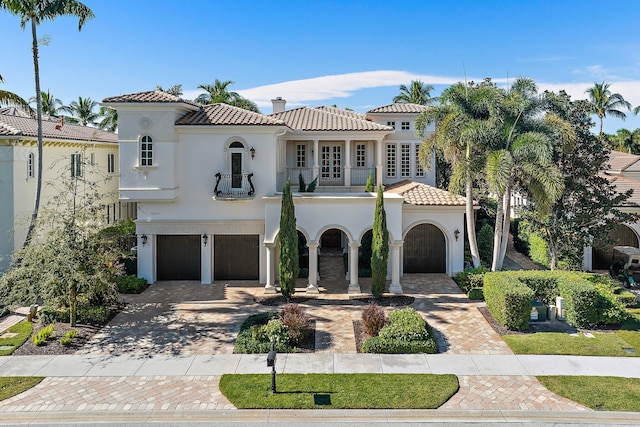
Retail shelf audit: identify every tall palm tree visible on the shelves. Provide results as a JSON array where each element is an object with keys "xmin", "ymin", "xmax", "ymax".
[
  {"xmin": 0, "ymin": 74, "xmax": 30, "ymax": 111},
  {"xmin": 393, "ymin": 80, "xmax": 436, "ymax": 106},
  {"xmin": 1, "ymin": 0, "xmax": 94, "ymax": 249},
  {"xmin": 29, "ymin": 89, "xmax": 63, "ymax": 116},
  {"xmin": 634, "ymin": 105, "xmax": 640, "ymax": 115},
  {"xmin": 415, "ymin": 79, "xmax": 502, "ymax": 268},
  {"xmin": 195, "ymin": 79, "xmax": 260, "ymax": 113},
  {"xmin": 64, "ymin": 96, "xmax": 99, "ymax": 126},
  {"xmin": 586, "ymin": 81, "xmax": 631, "ymax": 136},
  {"xmin": 97, "ymin": 106, "xmax": 117, "ymax": 132}
]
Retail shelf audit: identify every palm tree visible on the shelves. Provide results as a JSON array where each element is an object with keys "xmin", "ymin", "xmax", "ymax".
[
  {"xmin": 586, "ymin": 81, "xmax": 631, "ymax": 136},
  {"xmin": 634, "ymin": 105, "xmax": 640, "ymax": 115},
  {"xmin": 97, "ymin": 106, "xmax": 117, "ymax": 132},
  {"xmin": 29, "ymin": 89, "xmax": 63, "ymax": 116},
  {"xmin": 196, "ymin": 79, "xmax": 260, "ymax": 113},
  {"xmin": 0, "ymin": 74, "xmax": 30, "ymax": 111},
  {"xmin": 1, "ymin": 0, "xmax": 94, "ymax": 248},
  {"xmin": 613, "ymin": 128, "xmax": 640, "ymax": 154},
  {"xmin": 64, "ymin": 96, "xmax": 99, "ymax": 126},
  {"xmin": 156, "ymin": 84, "xmax": 183, "ymax": 97},
  {"xmin": 415, "ymin": 79, "xmax": 502, "ymax": 268},
  {"xmin": 393, "ymin": 80, "xmax": 436, "ymax": 106}
]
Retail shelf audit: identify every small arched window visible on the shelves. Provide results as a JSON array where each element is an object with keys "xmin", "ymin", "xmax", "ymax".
[
  {"xmin": 229, "ymin": 141, "xmax": 244, "ymax": 149},
  {"xmin": 27, "ymin": 152, "xmax": 35, "ymax": 178},
  {"xmin": 140, "ymin": 135, "xmax": 153, "ymax": 166}
]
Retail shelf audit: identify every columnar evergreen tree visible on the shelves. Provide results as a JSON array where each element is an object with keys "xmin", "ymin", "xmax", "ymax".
[
  {"xmin": 371, "ymin": 184, "xmax": 389, "ymax": 297},
  {"xmin": 278, "ymin": 180, "xmax": 298, "ymax": 299}
]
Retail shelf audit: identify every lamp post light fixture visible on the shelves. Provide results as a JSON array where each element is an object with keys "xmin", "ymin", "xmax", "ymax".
[
  {"xmin": 202, "ymin": 234, "xmax": 208, "ymax": 246},
  {"xmin": 250, "ymin": 147, "xmax": 256, "ymax": 159},
  {"xmin": 141, "ymin": 234, "xmax": 148, "ymax": 246},
  {"xmin": 454, "ymin": 229, "xmax": 460, "ymax": 241}
]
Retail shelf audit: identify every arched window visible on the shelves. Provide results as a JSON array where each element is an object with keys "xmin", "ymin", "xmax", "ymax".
[
  {"xmin": 27, "ymin": 152, "xmax": 35, "ymax": 179},
  {"xmin": 140, "ymin": 135, "xmax": 153, "ymax": 166},
  {"xmin": 229, "ymin": 141, "xmax": 245, "ymax": 188}
]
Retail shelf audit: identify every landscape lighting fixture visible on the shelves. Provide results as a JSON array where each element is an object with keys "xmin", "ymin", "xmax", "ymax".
[
  {"xmin": 250, "ymin": 147, "xmax": 256, "ymax": 159},
  {"xmin": 141, "ymin": 234, "xmax": 148, "ymax": 246},
  {"xmin": 202, "ymin": 234, "xmax": 208, "ymax": 246},
  {"xmin": 454, "ymin": 229, "xmax": 460, "ymax": 241}
]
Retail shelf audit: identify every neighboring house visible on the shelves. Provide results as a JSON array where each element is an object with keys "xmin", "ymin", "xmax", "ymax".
[
  {"xmin": 102, "ymin": 91, "xmax": 467, "ymax": 293},
  {"xmin": 0, "ymin": 107, "xmax": 128, "ymax": 272},
  {"xmin": 584, "ymin": 150, "xmax": 640, "ymax": 271}
]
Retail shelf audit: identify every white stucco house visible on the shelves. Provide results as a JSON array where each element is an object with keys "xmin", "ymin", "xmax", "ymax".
[
  {"xmin": 0, "ymin": 107, "xmax": 127, "ymax": 272},
  {"xmin": 102, "ymin": 91, "xmax": 467, "ymax": 293}
]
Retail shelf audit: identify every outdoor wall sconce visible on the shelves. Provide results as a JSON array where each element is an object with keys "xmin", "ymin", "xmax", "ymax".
[
  {"xmin": 141, "ymin": 234, "xmax": 148, "ymax": 246},
  {"xmin": 250, "ymin": 147, "xmax": 256, "ymax": 159},
  {"xmin": 202, "ymin": 234, "xmax": 208, "ymax": 246},
  {"xmin": 454, "ymin": 229, "xmax": 460, "ymax": 241}
]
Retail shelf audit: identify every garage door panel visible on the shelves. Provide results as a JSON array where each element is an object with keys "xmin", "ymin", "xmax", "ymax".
[
  {"xmin": 403, "ymin": 224, "xmax": 446, "ymax": 273},
  {"xmin": 214, "ymin": 235, "xmax": 259, "ymax": 280},
  {"xmin": 593, "ymin": 224, "xmax": 639, "ymax": 270},
  {"xmin": 157, "ymin": 235, "xmax": 201, "ymax": 281}
]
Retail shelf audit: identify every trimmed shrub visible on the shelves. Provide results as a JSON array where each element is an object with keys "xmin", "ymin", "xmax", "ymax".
[
  {"xmin": 280, "ymin": 303, "xmax": 310, "ymax": 344},
  {"xmin": 483, "ymin": 273, "xmax": 534, "ymax": 331},
  {"xmin": 476, "ymin": 222, "xmax": 494, "ymax": 267},
  {"xmin": 362, "ymin": 307, "xmax": 438, "ymax": 354},
  {"xmin": 235, "ymin": 312, "xmax": 296, "ymax": 353},
  {"xmin": 528, "ymin": 233, "xmax": 549, "ymax": 268},
  {"xmin": 116, "ymin": 275, "xmax": 148, "ymax": 294},
  {"xmin": 361, "ymin": 303, "xmax": 386, "ymax": 337},
  {"xmin": 40, "ymin": 305, "xmax": 111, "ymax": 325},
  {"xmin": 557, "ymin": 279, "xmax": 599, "ymax": 327},
  {"xmin": 467, "ymin": 288, "xmax": 484, "ymax": 301},
  {"xmin": 454, "ymin": 266, "xmax": 488, "ymax": 293}
]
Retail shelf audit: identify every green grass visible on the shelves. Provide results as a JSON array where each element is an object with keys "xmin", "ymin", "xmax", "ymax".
[
  {"xmin": 503, "ymin": 331, "xmax": 640, "ymax": 356},
  {"xmin": 0, "ymin": 321, "xmax": 33, "ymax": 356},
  {"xmin": 538, "ymin": 376, "xmax": 640, "ymax": 411},
  {"xmin": 0, "ymin": 377, "xmax": 44, "ymax": 401},
  {"xmin": 220, "ymin": 374, "xmax": 458, "ymax": 409}
]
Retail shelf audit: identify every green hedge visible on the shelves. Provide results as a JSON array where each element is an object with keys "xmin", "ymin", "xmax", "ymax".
[
  {"xmin": 467, "ymin": 288, "xmax": 484, "ymax": 301},
  {"xmin": 39, "ymin": 305, "xmax": 112, "ymax": 325},
  {"xmin": 362, "ymin": 308, "xmax": 438, "ymax": 354},
  {"xmin": 453, "ymin": 266, "xmax": 488, "ymax": 293},
  {"xmin": 483, "ymin": 273, "xmax": 534, "ymax": 331},
  {"xmin": 116, "ymin": 275, "xmax": 148, "ymax": 294}
]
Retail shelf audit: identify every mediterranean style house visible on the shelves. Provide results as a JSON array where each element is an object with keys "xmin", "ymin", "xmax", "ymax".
[
  {"xmin": 102, "ymin": 91, "xmax": 467, "ymax": 293},
  {"xmin": 0, "ymin": 107, "xmax": 127, "ymax": 272}
]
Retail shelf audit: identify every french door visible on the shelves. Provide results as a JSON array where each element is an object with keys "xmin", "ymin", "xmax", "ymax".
[{"xmin": 320, "ymin": 145, "xmax": 343, "ymax": 185}]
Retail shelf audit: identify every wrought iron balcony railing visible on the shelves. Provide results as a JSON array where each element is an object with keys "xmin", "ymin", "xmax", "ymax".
[{"xmin": 214, "ymin": 172, "xmax": 255, "ymax": 199}]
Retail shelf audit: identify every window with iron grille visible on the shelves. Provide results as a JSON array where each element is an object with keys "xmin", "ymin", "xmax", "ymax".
[
  {"xmin": 140, "ymin": 135, "xmax": 153, "ymax": 166},
  {"xmin": 401, "ymin": 144, "xmax": 411, "ymax": 177},
  {"xmin": 356, "ymin": 144, "xmax": 366, "ymax": 167},
  {"xmin": 415, "ymin": 144, "xmax": 425, "ymax": 177},
  {"xmin": 401, "ymin": 121, "xmax": 410, "ymax": 130},
  {"xmin": 386, "ymin": 144, "xmax": 396, "ymax": 178},
  {"xmin": 296, "ymin": 144, "xmax": 306, "ymax": 167},
  {"xmin": 108, "ymin": 153, "xmax": 116, "ymax": 174},
  {"xmin": 71, "ymin": 153, "xmax": 82, "ymax": 177},
  {"xmin": 27, "ymin": 152, "xmax": 35, "ymax": 179}
]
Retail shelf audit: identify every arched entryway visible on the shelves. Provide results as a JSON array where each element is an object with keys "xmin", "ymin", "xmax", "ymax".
[
  {"xmin": 318, "ymin": 228, "xmax": 348, "ymax": 291},
  {"xmin": 403, "ymin": 223, "xmax": 446, "ymax": 273},
  {"xmin": 592, "ymin": 224, "xmax": 639, "ymax": 270}
]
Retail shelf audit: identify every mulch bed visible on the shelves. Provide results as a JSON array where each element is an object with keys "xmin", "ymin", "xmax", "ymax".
[
  {"xmin": 295, "ymin": 320, "xmax": 316, "ymax": 352},
  {"xmin": 12, "ymin": 322, "xmax": 101, "ymax": 356},
  {"xmin": 353, "ymin": 320, "xmax": 368, "ymax": 353},
  {"xmin": 355, "ymin": 295, "xmax": 415, "ymax": 306},
  {"xmin": 254, "ymin": 295, "xmax": 311, "ymax": 306}
]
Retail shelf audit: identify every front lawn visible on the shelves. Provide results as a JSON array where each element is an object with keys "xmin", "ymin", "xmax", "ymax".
[
  {"xmin": 538, "ymin": 376, "xmax": 640, "ymax": 411},
  {"xmin": 0, "ymin": 321, "xmax": 33, "ymax": 356},
  {"xmin": 503, "ymin": 332, "xmax": 640, "ymax": 357},
  {"xmin": 220, "ymin": 373, "xmax": 458, "ymax": 409},
  {"xmin": 0, "ymin": 377, "xmax": 44, "ymax": 401}
]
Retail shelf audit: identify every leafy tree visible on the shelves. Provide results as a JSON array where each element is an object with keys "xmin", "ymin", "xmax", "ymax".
[
  {"xmin": 156, "ymin": 84, "xmax": 183, "ymax": 97},
  {"xmin": 612, "ymin": 128, "xmax": 640, "ymax": 154},
  {"xmin": 97, "ymin": 106, "xmax": 117, "ymax": 132},
  {"xmin": 64, "ymin": 96, "xmax": 99, "ymax": 126},
  {"xmin": 0, "ymin": 74, "xmax": 30, "ymax": 111},
  {"xmin": 0, "ymin": 155, "xmax": 120, "ymax": 326},
  {"xmin": 416, "ymin": 79, "xmax": 502, "ymax": 268},
  {"xmin": 476, "ymin": 222, "xmax": 494, "ymax": 267},
  {"xmin": 195, "ymin": 78, "xmax": 260, "ymax": 112},
  {"xmin": 29, "ymin": 89, "xmax": 63, "ymax": 116},
  {"xmin": 586, "ymin": 81, "xmax": 631, "ymax": 137},
  {"xmin": 1, "ymin": 0, "xmax": 95, "ymax": 249},
  {"xmin": 393, "ymin": 80, "xmax": 436, "ymax": 105},
  {"xmin": 371, "ymin": 184, "xmax": 389, "ymax": 297},
  {"xmin": 522, "ymin": 91, "xmax": 637, "ymax": 270},
  {"xmin": 278, "ymin": 180, "xmax": 298, "ymax": 299}
]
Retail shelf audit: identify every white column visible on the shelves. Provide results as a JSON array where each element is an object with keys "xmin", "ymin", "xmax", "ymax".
[
  {"xmin": 312, "ymin": 139, "xmax": 320, "ymax": 180},
  {"xmin": 583, "ymin": 246, "xmax": 593, "ymax": 271},
  {"xmin": 344, "ymin": 140, "xmax": 351, "ymax": 187},
  {"xmin": 306, "ymin": 242, "xmax": 319, "ymax": 294},
  {"xmin": 375, "ymin": 139, "xmax": 383, "ymax": 186},
  {"xmin": 348, "ymin": 242, "xmax": 361, "ymax": 294},
  {"xmin": 389, "ymin": 241, "xmax": 403, "ymax": 294},
  {"xmin": 201, "ymin": 233, "xmax": 212, "ymax": 284},
  {"xmin": 264, "ymin": 243, "xmax": 277, "ymax": 294}
]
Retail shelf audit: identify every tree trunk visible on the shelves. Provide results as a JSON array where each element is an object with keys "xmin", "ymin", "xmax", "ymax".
[
  {"xmin": 23, "ymin": 19, "xmax": 43, "ymax": 249},
  {"xmin": 70, "ymin": 285, "xmax": 77, "ymax": 327},
  {"xmin": 497, "ymin": 188, "xmax": 512, "ymax": 270},
  {"xmin": 491, "ymin": 192, "xmax": 505, "ymax": 271},
  {"xmin": 466, "ymin": 179, "xmax": 481, "ymax": 268}
]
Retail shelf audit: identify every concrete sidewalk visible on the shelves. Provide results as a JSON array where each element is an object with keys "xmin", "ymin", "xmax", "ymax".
[{"xmin": 2, "ymin": 353, "xmax": 640, "ymax": 377}]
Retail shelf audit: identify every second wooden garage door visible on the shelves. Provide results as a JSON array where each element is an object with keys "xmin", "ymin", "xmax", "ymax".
[
  {"xmin": 403, "ymin": 224, "xmax": 446, "ymax": 273},
  {"xmin": 214, "ymin": 235, "xmax": 260, "ymax": 280}
]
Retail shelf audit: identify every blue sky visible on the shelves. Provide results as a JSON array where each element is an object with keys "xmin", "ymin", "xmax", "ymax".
[{"xmin": 2, "ymin": 0, "xmax": 640, "ymax": 133}]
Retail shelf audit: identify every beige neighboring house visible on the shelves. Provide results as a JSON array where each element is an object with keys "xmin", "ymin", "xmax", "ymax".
[{"xmin": 0, "ymin": 107, "xmax": 128, "ymax": 272}]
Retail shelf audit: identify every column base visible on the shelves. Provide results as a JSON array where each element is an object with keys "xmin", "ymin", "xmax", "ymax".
[
  {"xmin": 263, "ymin": 284, "xmax": 277, "ymax": 294},
  {"xmin": 389, "ymin": 283, "xmax": 403, "ymax": 294},
  {"xmin": 348, "ymin": 283, "xmax": 361, "ymax": 294},
  {"xmin": 306, "ymin": 285, "xmax": 320, "ymax": 294}
]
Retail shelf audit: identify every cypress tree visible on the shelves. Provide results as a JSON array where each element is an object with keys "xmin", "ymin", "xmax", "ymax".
[
  {"xmin": 371, "ymin": 183, "xmax": 389, "ymax": 297},
  {"xmin": 365, "ymin": 171, "xmax": 375, "ymax": 192},
  {"xmin": 279, "ymin": 180, "xmax": 298, "ymax": 299}
]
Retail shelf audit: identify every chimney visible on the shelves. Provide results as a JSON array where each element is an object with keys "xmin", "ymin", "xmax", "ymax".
[{"xmin": 271, "ymin": 97, "xmax": 286, "ymax": 114}]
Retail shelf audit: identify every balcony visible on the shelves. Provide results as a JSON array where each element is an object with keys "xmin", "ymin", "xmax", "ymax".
[
  {"xmin": 280, "ymin": 167, "xmax": 376, "ymax": 190},
  {"xmin": 214, "ymin": 172, "xmax": 255, "ymax": 200}
]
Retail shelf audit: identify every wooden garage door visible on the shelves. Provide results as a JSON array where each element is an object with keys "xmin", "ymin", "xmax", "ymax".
[
  {"xmin": 157, "ymin": 235, "xmax": 201, "ymax": 280},
  {"xmin": 214, "ymin": 235, "xmax": 259, "ymax": 280},
  {"xmin": 403, "ymin": 224, "xmax": 446, "ymax": 273},
  {"xmin": 593, "ymin": 224, "xmax": 639, "ymax": 269}
]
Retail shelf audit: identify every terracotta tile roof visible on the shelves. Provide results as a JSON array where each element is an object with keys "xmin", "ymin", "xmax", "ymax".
[
  {"xmin": 315, "ymin": 106, "xmax": 366, "ymax": 120},
  {"xmin": 175, "ymin": 103, "xmax": 287, "ymax": 126},
  {"xmin": 0, "ymin": 109, "xmax": 117, "ymax": 143},
  {"xmin": 366, "ymin": 103, "xmax": 430, "ymax": 114},
  {"xmin": 269, "ymin": 106, "xmax": 392, "ymax": 131},
  {"xmin": 102, "ymin": 90, "xmax": 199, "ymax": 106},
  {"xmin": 607, "ymin": 175, "xmax": 640, "ymax": 206},
  {"xmin": 385, "ymin": 180, "xmax": 468, "ymax": 206},
  {"xmin": 608, "ymin": 150, "xmax": 640, "ymax": 172}
]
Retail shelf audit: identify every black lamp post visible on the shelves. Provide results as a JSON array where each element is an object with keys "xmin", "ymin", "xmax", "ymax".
[{"xmin": 267, "ymin": 341, "xmax": 277, "ymax": 393}]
